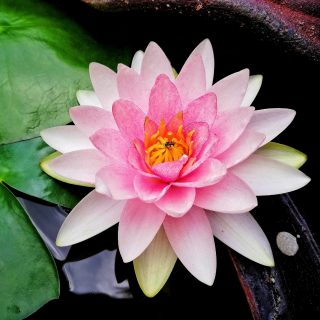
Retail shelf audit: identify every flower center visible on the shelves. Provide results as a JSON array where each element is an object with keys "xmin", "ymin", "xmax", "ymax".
[{"xmin": 143, "ymin": 112, "xmax": 195, "ymax": 166}]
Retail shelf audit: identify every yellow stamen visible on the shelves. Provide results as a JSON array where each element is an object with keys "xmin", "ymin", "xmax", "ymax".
[{"xmin": 141, "ymin": 114, "xmax": 197, "ymax": 167}]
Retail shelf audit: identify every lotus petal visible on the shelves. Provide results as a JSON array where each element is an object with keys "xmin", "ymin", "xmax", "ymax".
[
  {"xmin": 76, "ymin": 90, "xmax": 102, "ymax": 108},
  {"xmin": 163, "ymin": 206, "xmax": 216, "ymax": 285},
  {"xmin": 172, "ymin": 158, "xmax": 227, "ymax": 188},
  {"xmin": 134, "ymin": 226, "xmax": 177, "ymax": 297},
  {"xmin": 117, "ymin": 64, "xmax": 150, "ymax": 114},
  {"xmin": 49, "ymin": 149, "xmax": 112, "ymax": 186},
  {"xmin": 118, "ymin": 199, "xmax": 166, "ymax": 262},
  {"xmin": 89, "ymin": 63, "xmax": 119, "ymax": 111},
  {"xmin": 148, "ymin": 74, "xmax": 183, "ymax": 125},
  {"xmin": 155, "ymin": 186, "xmax": 195, "ymax": 217},
  {"xmin": 194, "ymin": 172, "xmax": 257, "ymax": 213},
  {"xmin": 175, "ymin": 54, "xmax": 206, "ymax": 109},
  {"xmin": 70, "ymin": 106, "xmax": 118, "ymax": 138},
  {"xmin": 206, "ymin": 210, "xmax": 274, "ymax": 266},
  {"xmin": 208, "ymin": 69, "xmax": 249, "ymax": 112},
  {"xmin": 140, "ymin": 42, "xmax": 175, "ymax": 87},
  {"xmin": 215, "ymin": 130, "xmax": 265, "ymax": 168},
  {"xmin": 241, "ymin": 75, "xmax": 263, "ymax": 107},
  {"xmin": 40, "ymin": 126, "xmax": 94, "ymax": 153},
  {"xmin": 229, "ymin": 154, "xmax": 311, "ymax": 195},
  {"xmin": 211, "ymin": 107, "xmax": 255, "ymax": 157},
  {"xmin": 56, "ymin": 190, "xmax": 126, "ymax": 246},
  {"xmin": 185, "ymin": 39, "xmax": 214, "ymax": 89},
  {"xmin": 134, "ymin": 175, "xmax": 170, "ymax": 203},
  {"xmin": 246, "ymin": 109, "xmax": 296, "ymax": 146},
  {"xmin": 95, "ymin": 164, "xmax": 137, "ymax": 200},
  {"xmin": 131, "ymin": 50, "xmax": 144, "ymax": 74}
]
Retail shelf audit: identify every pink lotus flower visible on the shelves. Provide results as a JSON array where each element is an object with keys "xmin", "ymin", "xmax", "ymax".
[{"xmin": 41, "ymin": 39, "xmax": 310, "ymax": 297}]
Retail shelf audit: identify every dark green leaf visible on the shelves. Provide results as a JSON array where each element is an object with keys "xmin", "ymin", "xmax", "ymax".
[
  {"xmin": 0, "ymin": 182, "xmax": 59, "ymax": 319},
  {"xmin": 0, "ymin": 137, "xmax": 91, "ymax": 208},
  {"xmin": 0, "ymin": 0, "xmax": 131, "ymax": 144}
]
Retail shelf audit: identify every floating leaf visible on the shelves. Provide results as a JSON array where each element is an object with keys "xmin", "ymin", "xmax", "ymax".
[
  {"xmin": 0, "ymin": 182, "xmax": 59, "ymax": 319},
  {"xmin": 0, "ymin": 0, "xmax": 131, "ymax": 144}
]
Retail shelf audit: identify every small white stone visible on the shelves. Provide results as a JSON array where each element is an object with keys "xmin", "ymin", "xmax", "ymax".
[{"xmin": 276, "ymin": 232, "xmax": 299, "ymax": 256}]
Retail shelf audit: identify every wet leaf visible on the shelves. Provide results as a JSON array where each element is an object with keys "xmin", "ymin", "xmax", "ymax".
[
  {"xmin": 0, "ymin": 0, "xmax": 131, "ymax": 144},
  {"xmin": 0, "ymin": 182, "xmax": 59, "ymax": 319}
]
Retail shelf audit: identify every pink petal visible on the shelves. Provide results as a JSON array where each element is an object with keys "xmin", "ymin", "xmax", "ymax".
[
  {"xmin": 70, "ymin": 106, "xmax": 118, "ymax": 138},
  {"xmin": 131, "ymin": 50, "xmax": 144, "ymax": 74},
  {"xmin": 40, "ymin": 126, "xmax": 94, "ymax": 153},
  {"xmin": 163, "ymin": 206, "xmax": 216, "ymax": 285},
  {"xmin": 56, "ymin": 190, "xmax": 126, "ymax": 246},
  {"xmin": 127, "ymin": 147, "xmax": 157, "ymax": 178},
  {"xmin": 246, "ymin": 109, "xmax": 296, "ymax": 146},
  {"xmin": 90, "ymin": 129, "xmax": 130, "ymax": 165},
  {"xmin": 148, "ymin": 74, "xmax": 183, "ymax": 125},
  {"xmin": 210, "ymin": 107, "xmax": 255, "ymax": 157},
  {"xmin": 140, "ymin": 42, "xmax": 175, "ymax": 87},
  {"xmin": 215, "ymin": 130, "xmax": 266, "ymax": 168},
  {"xmin": 183, "ymin": 93, "xmax": 217, "ymax": 129},
  {"xmin": 134, "ymin": 175, "xmax": 170, "ymax": 203},
  {"xmin": 241, "ymin": 75, "xmax": 263, "ymax": 107},
  {"xmin": 117, "ymin": 64, "xmax": 150, "ymax": 114},
  {"xmin": 173, "ymin": 158, "xmax": 227, "ymax": 188},
  {"xmin": 155, "ymin": 186, "xmax": 195, "ymax": 217},
  {"xmin": 144, "ymin": 118, "xmax": 159, "ymax": 137},
  {"xmin": 183, "ymin": 122, "xmax": 209, "ymax": 157},
  {"xmin": 76, "ymin": 90, "xmax": 102, "ymax": 108},
  {"xmin": 186, "ymin": 39, "xmax": 214, "ymax": 90},
  {"xmin": 194, "ymin": 172, "xmax": 257, "ymax": 214},
  {"xmin": 167, "ymin": 112, "xmax": 183, "ymax": 135},
  {"xmin": 152, "ymin": 156, "xmax": 188, "ymax": 182},
  {"xmin": 206, "ymin": 211, "xmax": 274, "ymax": 266},
  {"xmin": 49, "ymin": 149, "xmax": 112, "ymax": 185},
  {"xmin": 180, "ymin": 133, "xmax": 219, "ymax": 178},
  {"xmin": 89, "ymin": 63, "xmax": 119, "ymax": 111},
  {"xmin": 113, "ymin": 99, "xmax": 146, "ymax": 142},
  {"xmin": 175, "ymin": 54, "xmax": 206, "ymax": 109},
  {"xmin": 208, "ymin": 69, "xmax": 249, "ymax": 112},
  {"xmin": 95, "ymin": 164, "xmax": 137, "ymax": 200},
  {"xmin": 118, "ymin": 198, "xmax": 166, "ymax": 262},
  {"xmin": 229, "ymin": 154, "xmax": 311, "ymax": 195}
]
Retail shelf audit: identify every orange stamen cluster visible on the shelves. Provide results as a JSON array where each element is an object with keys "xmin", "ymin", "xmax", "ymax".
[{"xmin": 143, "ymin": 113, "xmax": 196, "ymax": 166}]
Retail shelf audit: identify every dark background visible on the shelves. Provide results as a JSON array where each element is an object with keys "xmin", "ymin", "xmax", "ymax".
[{"xmin": 27, "ymin": 0, "xmax": 318, "ymax": 319}]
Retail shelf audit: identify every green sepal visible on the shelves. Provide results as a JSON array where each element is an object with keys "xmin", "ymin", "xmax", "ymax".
[{"xmin": 254, "ymin": 142, "xmax": 307, "ymax": 169}]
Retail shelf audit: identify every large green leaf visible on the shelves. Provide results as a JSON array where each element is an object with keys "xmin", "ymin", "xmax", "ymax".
[
  {"xmin": 0, "ymin": 137, "xmax": 91, "ymax": 208},
  {"xmin": 0, "ymin": 182, "xmax": 59, "ymax": 319},
  {"xmin": 0, "ymin": 0, "xmax": 131, "ymax": 144}
]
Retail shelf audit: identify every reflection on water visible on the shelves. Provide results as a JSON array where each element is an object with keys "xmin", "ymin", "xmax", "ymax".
[
  {"xmin": 63, "ymin": 250, "xmax": 132, "ymax": 299},
  {"xmin": 18, "ymin": 197, "xmax": 71, "ymax": 261}
]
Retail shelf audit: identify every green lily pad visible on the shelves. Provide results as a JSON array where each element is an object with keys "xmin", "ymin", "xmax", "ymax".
[
  {"xmin": 0, "ymin": 182, "xmax": 59, "ymax": 319},
  {"xmin": 0, "ymin": 137, "xmax": 91, "ymax": 208},
  {"xmin": 0, "ymin": 0, "xmax": 131, "ymax": 145}
]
